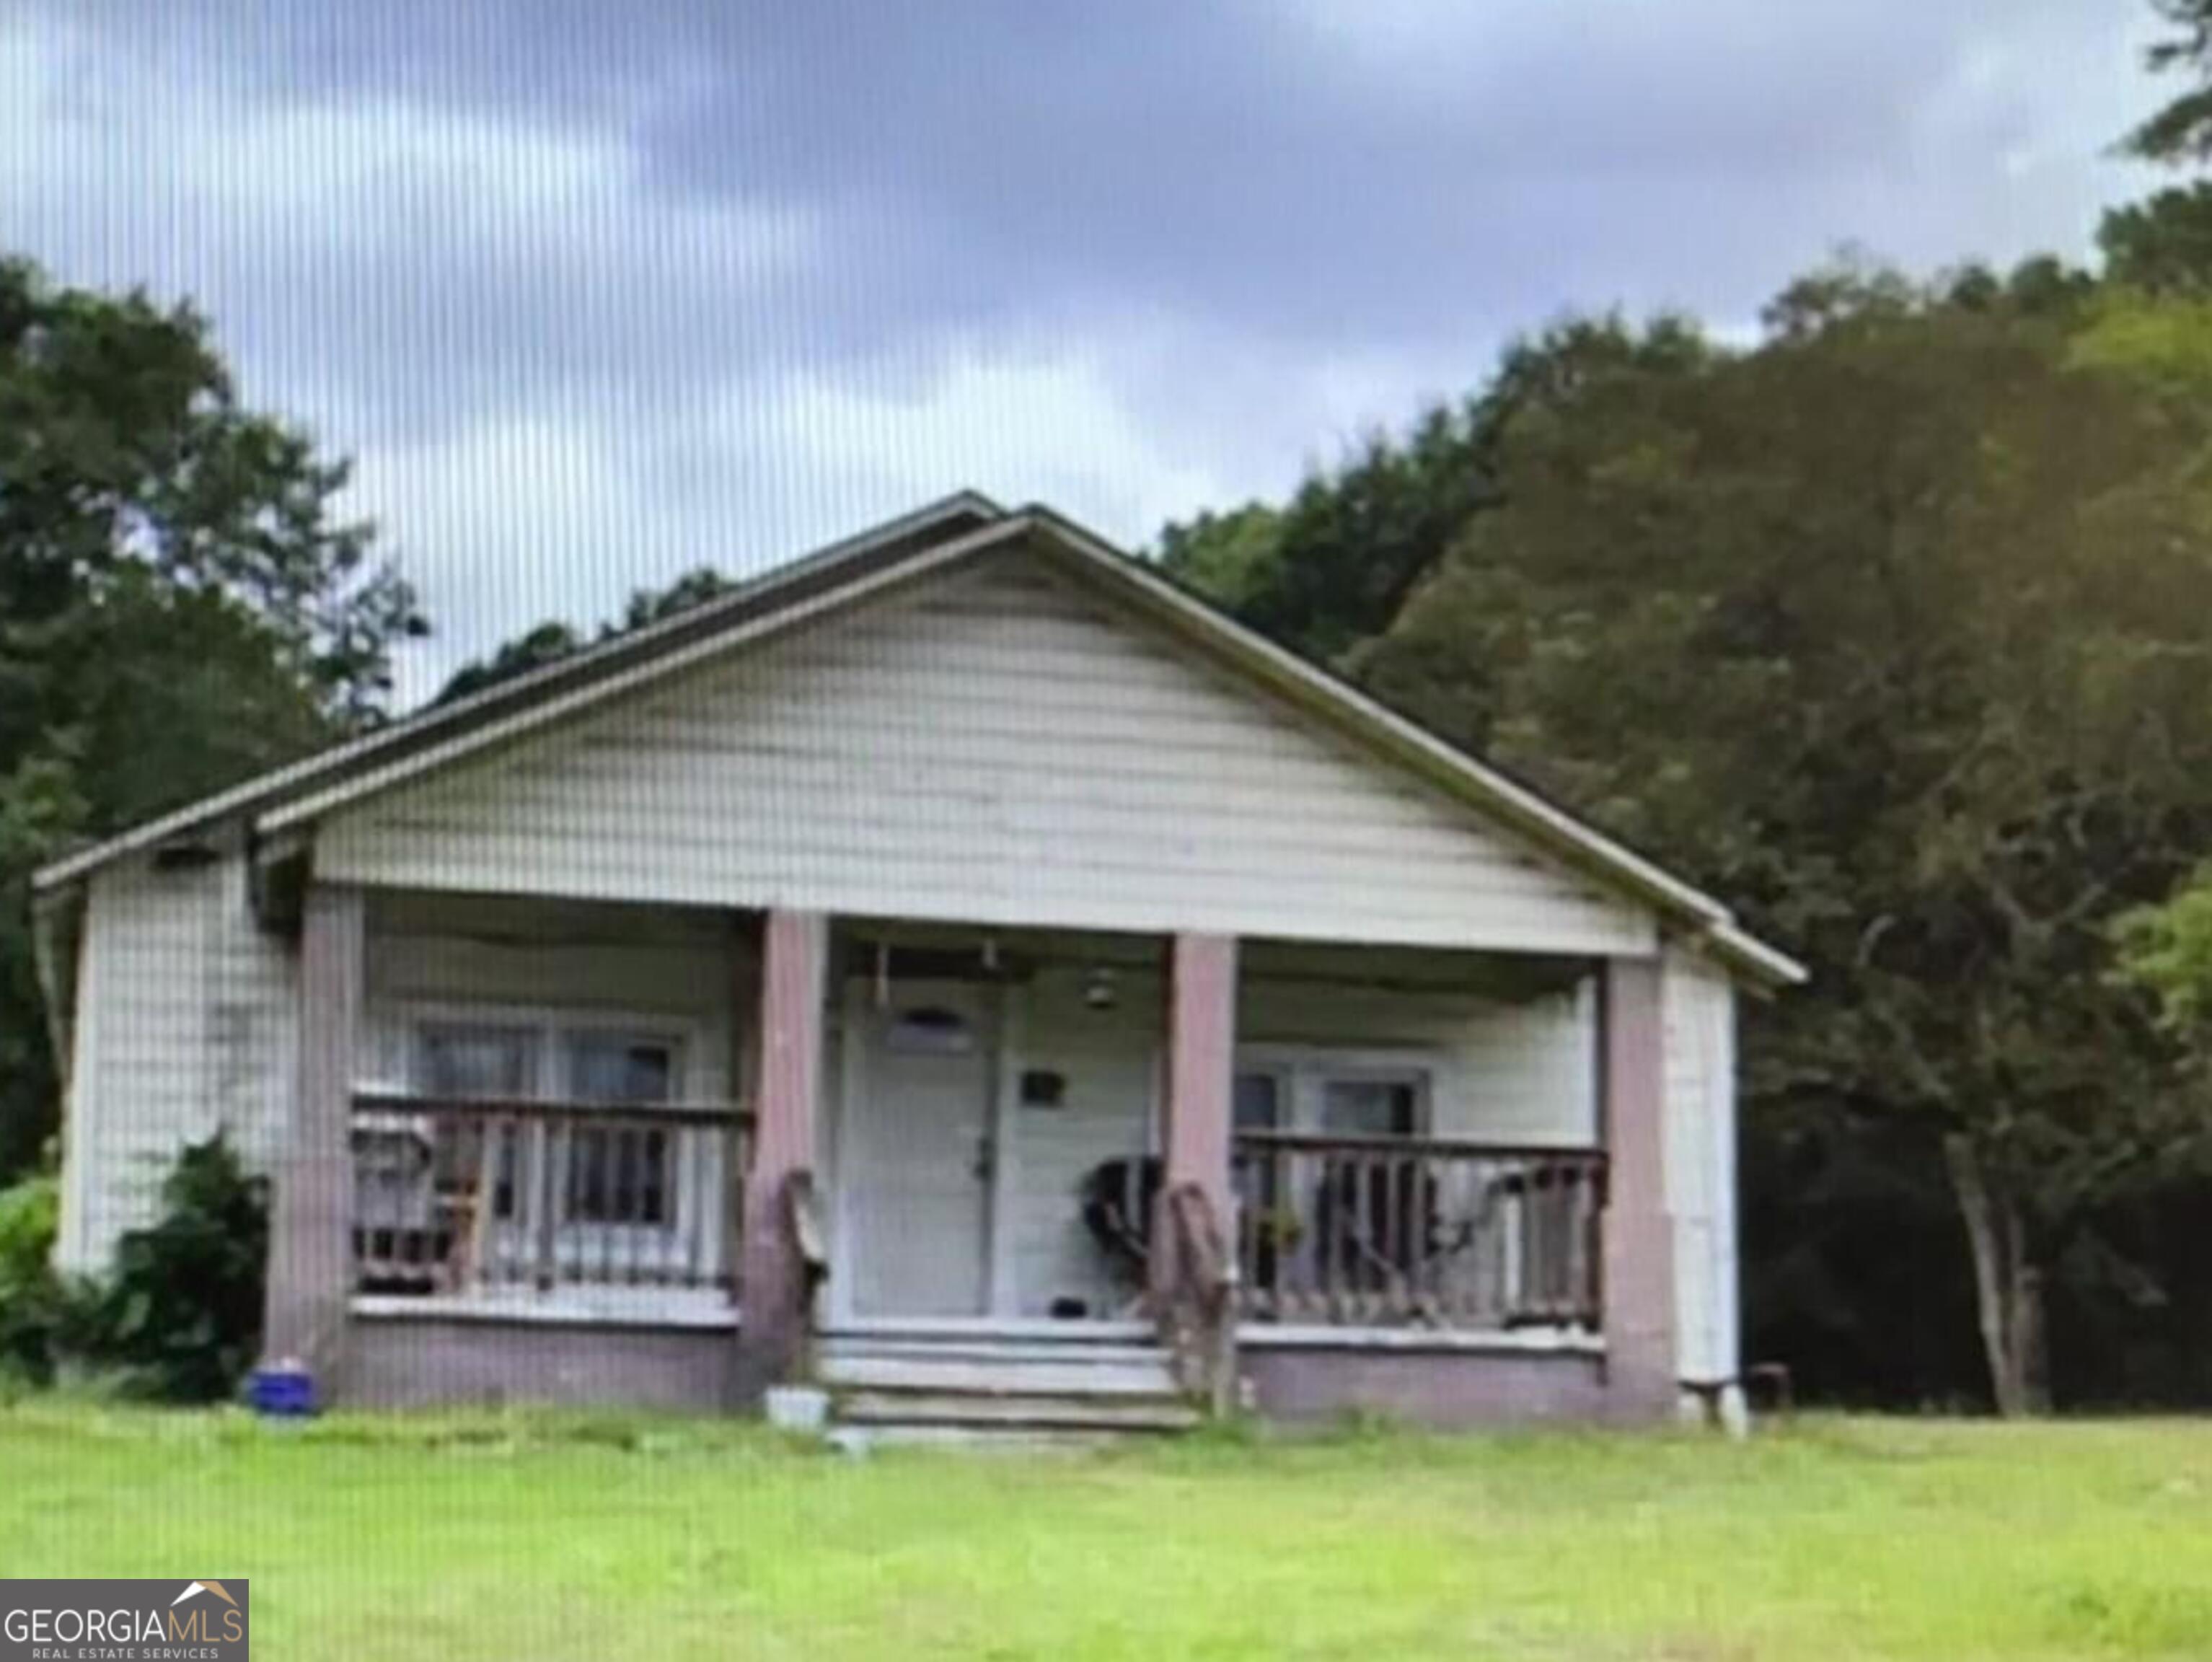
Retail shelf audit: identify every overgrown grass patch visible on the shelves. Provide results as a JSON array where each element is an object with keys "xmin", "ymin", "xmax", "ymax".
[{"xmin": 3, "ymin": 1405, "xmax": 2206, "ymax": 1659}]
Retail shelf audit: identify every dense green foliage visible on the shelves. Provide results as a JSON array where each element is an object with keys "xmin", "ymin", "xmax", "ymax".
[
  {"xmin": 1161, "ymin": 265, "xmax": 2212, "ymax": 1412},
  {"xmin": 2128, "ymin": 0, "xmax": 2212, "ymax": 165},
  {"xmin": 434, "ymin": 566, "xmax": 735, "ymax": 704},
  {"xmin": 0, "ymin": 1167, "xmax": 59, "ymax": 1383},
  {"xmin": 2102, "ymin": 185, "xmax": 2212, "ymax": 294},
  {"xmin": 0, "ymin": 1137, "xmax": 268, "ymax": 1399},
  {"xmin": 0, "ymin": 258, "xmax": 424, "ymax": 1179},
  {"xmin": 2118, "ymin": 864, "xmax": 2212, "ymax": 1035},
  {"xmin": 62, "ymin": 1133, "xmax": 269, "ymax": 1402}
]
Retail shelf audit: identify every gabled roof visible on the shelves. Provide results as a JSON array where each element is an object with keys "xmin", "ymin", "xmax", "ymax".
[
  {"xmin": 30, "ymin": 491, "xmax": 1003, "ymax": 891},
  {"xmin": 32, "ymin": 493, "xmax": 1805, "ymax": 988}
]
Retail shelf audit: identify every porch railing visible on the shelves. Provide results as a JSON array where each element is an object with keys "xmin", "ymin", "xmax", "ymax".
[
  {"xmin": 350, "ymin": 1092, "xmax": 752, "ymax": 1303},
  {"xmin": 1231, "ymin": 1132, "xmax": 1606, "ymax": 1332}
]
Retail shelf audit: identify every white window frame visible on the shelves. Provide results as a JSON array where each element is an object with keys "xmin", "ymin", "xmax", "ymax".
[
  {"xmin": 394, "ymin": 999, "xmax": 709, "ymax": 1276},
  {"xmin": 1233, "ymin": 1043, "xmax": 1436, "ymax": 1138}
]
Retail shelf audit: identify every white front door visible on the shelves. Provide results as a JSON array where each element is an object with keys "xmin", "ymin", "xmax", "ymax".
[{"xmin": 845, "ymin": 980, "xmax": 994, "ymax": 1317}]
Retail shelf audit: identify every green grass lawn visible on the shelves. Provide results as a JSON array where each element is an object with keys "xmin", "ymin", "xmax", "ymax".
[{"xmin": 3, "ymin": 1404, "xmax": 2209, "ymax": 1660}]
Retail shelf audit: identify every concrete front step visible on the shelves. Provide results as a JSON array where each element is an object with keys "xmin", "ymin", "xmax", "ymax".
[
  {"xmin": 814, "ymin": 1322, "xmax": 1199, "ymax": 1443},
  {"xmin": 818, "ymin": 1355, "xmax": 1180, "ymax": 1396},
  {"xmin": 834, "ymin": 1388, "xmax": 1202, "ymax": 1433}
]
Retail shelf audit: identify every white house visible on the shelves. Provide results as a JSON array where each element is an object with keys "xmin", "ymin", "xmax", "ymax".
[{"xmin": 31, "ymin": 493, "xmax": 1801, "ymax": 1435}]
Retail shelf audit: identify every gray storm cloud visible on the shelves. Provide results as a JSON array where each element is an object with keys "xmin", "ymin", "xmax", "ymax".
[{"xmin": 1, "ymin": 0, "xmax": 2165, "ymax": 703}]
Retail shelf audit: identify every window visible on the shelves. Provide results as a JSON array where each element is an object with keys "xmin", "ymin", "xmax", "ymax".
[
  {"xmin": 1233, "ymin": 1070, "xmax": 1287, "ymax": 1217},
  {"xmin": 885, "ymin": 1005, "xmax": 974, "ymax": 1055},
  {"xmin": 565, "ymin": 1033, "xmax": 678, "ymax": 1227},
  {"xmin": 1230, "ymin": 1051, "xmax": 1432, "ymax": 1140},
  {"xmin": 418, "ymin": 1024, "xmax": 537, "ymax": 1219},
  {"xmin": 411, "ymin": 1017, "xmax": 687, "ymax": 1232},
  {"xmin": 419, "ymin": 1025, "xmax": 534, "ymax": 1099},
  {"xmin": 1320, "ymin": 1074, "xmax": 1423, "ymax": 1138},
  {"xmin": 1233, "ymin": 1059, "xmax": 1426, "ymax": 1221},
  {"xmin": 1234, "ymin": 1070, "xmax": 1285, "ymax": 1133}
]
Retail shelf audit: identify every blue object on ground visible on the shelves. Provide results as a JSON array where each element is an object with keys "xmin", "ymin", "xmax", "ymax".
[{"xmin": 247, "ymin": 1366, "xmax": 317, "ymax": 1417}]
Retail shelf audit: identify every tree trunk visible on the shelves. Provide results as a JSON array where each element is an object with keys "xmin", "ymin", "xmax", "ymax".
[{"xmin": 1944, "ymin": 1134, "xmax": 2051, "ymax": 1416}]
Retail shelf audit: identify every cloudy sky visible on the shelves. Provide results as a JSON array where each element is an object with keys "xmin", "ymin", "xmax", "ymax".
[{"xmin": 0, "ymin": 1, "xmax": 2171, "ymax": 705}]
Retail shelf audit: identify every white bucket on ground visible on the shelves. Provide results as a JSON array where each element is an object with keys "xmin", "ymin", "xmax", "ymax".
[{"xmin": 764, "ymin": 1386, "xmax": 830, "ymax": 1433}]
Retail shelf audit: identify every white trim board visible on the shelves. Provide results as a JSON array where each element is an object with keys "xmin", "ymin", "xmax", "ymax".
[
  {"xmin": 1236, "ymin": 1325, "xmax": 1605, "ymax": 1355},
  {"xmin": 351, "ymin": 1292, "xmax": 739, "ymax": 1331}
]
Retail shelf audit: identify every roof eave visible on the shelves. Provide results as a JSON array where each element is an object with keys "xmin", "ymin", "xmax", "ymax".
[
  {"xmin": 1018, "ymin": 508, "xmax": 1807, "ymax": 985},
  {"xmin": 30, "ymin": 490, "xmax": 1006, "ymax": 894},
  {"xmin": 34, "ymin": 493, "xmax": 1807, "ymax": 995}
]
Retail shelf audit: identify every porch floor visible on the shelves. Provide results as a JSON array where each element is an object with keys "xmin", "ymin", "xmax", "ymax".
[{"xmin": 351, "ymin": 1288, "xmax": 737, "ymax": 1329}]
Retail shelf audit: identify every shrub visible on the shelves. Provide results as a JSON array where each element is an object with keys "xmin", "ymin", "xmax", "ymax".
[
  {"xmin": 71, "ymin": 1132, "xmax": 269, "ymax": 1402},
  {"xmin": 0, "ymin": 1167, "xmax": 61, "ymax": 1383}
]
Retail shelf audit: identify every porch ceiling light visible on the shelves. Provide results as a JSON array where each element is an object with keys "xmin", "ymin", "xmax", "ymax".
[{"xmin": 1083, "ymin": 965, "xmax": 1119, "ymax": 1011}]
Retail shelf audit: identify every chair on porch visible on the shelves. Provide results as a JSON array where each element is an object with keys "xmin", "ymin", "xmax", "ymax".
[{"xmin": 1080, "ymin": 1155, "xmax": 1163, "ymax": 1310}]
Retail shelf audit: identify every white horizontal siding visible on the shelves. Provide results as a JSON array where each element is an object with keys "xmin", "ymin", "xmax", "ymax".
[
  {"xmin": 1662, "ymin": 948, "xmax": 1739, "ymax": 1386},
  {"xmin": 358, "ymin": 915, "xmax": 745, "ymax": 1104},
  {"xmin": 58, "ymin": 853, "xmax": 296, "ymax": 1275},
  {"xmin": 317, "ymin": 552, "xmax": 1654, "ymax": 956},
  {"xmin": 1239, "ymin": 976, "xmax": 1597, "ymax": 1146},
  {"xmin": 1003, "ymin": 967, "xmax": 1163, "ymax": 1319}
]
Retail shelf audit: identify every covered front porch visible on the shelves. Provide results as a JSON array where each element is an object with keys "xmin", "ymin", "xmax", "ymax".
[{"xmin": 286, "ymin": 889, "xmax": 1673, "ymax": 1422}]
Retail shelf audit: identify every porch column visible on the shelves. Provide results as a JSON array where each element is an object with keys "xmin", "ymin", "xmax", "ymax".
[
  {"xmin": 261, "ymin": 881, "xmax": 363, "ymax": 1394},
  {"xmin": 1153, "ymin": 932, "xmax": 1238, "ymax": 1297},
  {"xmin": 1600, "ymin": 956, "xmax": 1676, "ymax": 1417},
  {"xmin": 739, "ymin": 909, "xmax": 827, "ymax": 1394}
]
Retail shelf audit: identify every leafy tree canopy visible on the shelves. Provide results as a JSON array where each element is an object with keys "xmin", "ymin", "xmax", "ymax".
[
  {"xmin": 0, "ymin": 256, "xmax": 425, "ymax": 1178},
  {"xmin": 2127, "ymin": 0, "xmax": 2212, "ymax": 165},
  {"xmin": 1170, "ymin": 259, "xmax": 2212, "ymax": 1412},
  {"xmin": 2102, "ymin": 184, "xmax": 2212, "ymax": 294},
  {"xmin": 434, "ymin": 566, "xmax": 734, "ymax": 705}
]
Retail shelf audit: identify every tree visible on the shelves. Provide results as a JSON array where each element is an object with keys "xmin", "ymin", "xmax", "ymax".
[
  {"xmin": 2118, "ymin": 863, "xmax": 2212, "ymax": 1037},
  {"xmin": 1351, "ymin": 272, "xmax": 2212, "ymax": 1414},
  {"xmin": 2126, "ymin": 1, "xmax": 2212, "ymax": 165},
  {"xmin": 1158, "ymin": 316, "xmax": 1713, "ymax": 667},
  {"xmin": 2095, "ymin": 5, "xmax": 2212, "ymax": 295},
  {"xmin": 0, "ymin": 257, "xmax": 425, "ymax": 1177},
  {"xmin": 2102, "ymin": 185, "xmax": 2212, "ymax": 294},
  {"xmin": 434, "ymin": 566, "xmax": 735, "ymax": 704},
  {"xmin": 1154, "ymin": 504, "xmax": 1285, "ymax": 617},
  {"xmin": 435, "ymin": 621, "xmax": 583, "ymax": 705},
  {"xmin": 1158, "ymin": 408, "xmax": 1496, "ymax": 665},
  {"xmin": 616, "ymin": 566, "xmax": 734, "ymax": 630}
]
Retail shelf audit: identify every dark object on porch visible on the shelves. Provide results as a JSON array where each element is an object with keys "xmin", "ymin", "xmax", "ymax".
[
  {"xmin": 1081, "ymin": 1156, "xmax": 1163, "ymax": 1287},
  {"xmin": 352, "ymin": 1224, "xmax": 461, "ymax": 1294}
]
